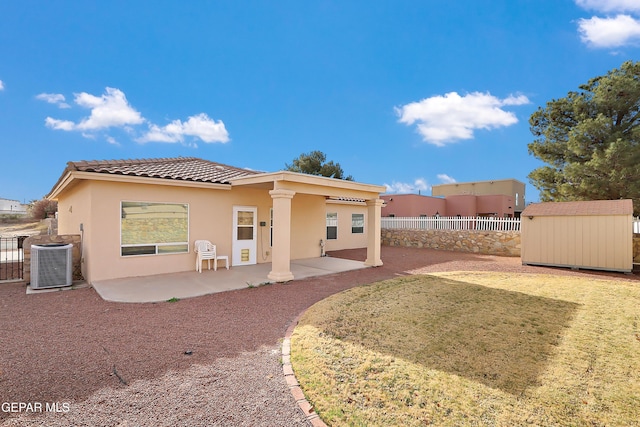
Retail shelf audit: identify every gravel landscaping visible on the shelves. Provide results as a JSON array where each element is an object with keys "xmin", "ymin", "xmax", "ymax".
[{"xmin": 1, "ymin": 246, "xmax": 637, "ymax": 426}]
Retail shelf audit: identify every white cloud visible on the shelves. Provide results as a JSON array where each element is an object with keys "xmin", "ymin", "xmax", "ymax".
[
  {"xmin": 45, "ymin": 117, "xmax": 75, "ymax": 131},
  {"xmin": 578, "ymin": 15, "xmax": 640, "ymax": 47},
  {"xmin": 0, "ymin": 80, "xmax": 4, "ymax": 91},
  {"xmin": 137, "ymin": 113, "xmax": 229, "ymax": 144},
  {"xmin": 437, "ymin": 174, "xmax": 457, "ymax": 184},
  {"xmin": 43, "ymin": 87, "xmax": 230, "ymax": 145},
  {"xmin": 75, "ymin": 88, "xmax": 144, "ymax": 130},
  {"xmin": 576, "ymin": 0, "xmax": 640, "ymax": 13},
  {"xmin": 384, "ymin": 178, "xmax": 430, "ymax": 194},
  {"xmin": 36, "ymin": 93, "xmax": 71, "ymax": 108},
  {"xmin": 45, "ymin": 87, "xmax": 144, "ymax": 132},
  {"xmin": 396, "ymin": 92, "xmax": 530, "ymax": 146},
  {"xmin": 575, "ymin": 1, "xmax": 640, "ymax": 48},
  {"xmin": 106, "ymin": 136, "xmax": 120, "ymax": 146}
]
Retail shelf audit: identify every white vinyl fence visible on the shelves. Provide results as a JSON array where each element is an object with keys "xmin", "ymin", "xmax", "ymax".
[
  {"xmin": 381, "ymin": 216, "xmax": 521, "ymax": 231},
  {"xmin": 634, "ymin": 216, "xmax": 640, "ymax": 234}
]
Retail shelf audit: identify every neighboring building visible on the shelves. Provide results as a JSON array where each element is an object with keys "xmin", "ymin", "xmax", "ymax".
[
  {"xmin": 47, "ymin": 157, "xmax": 385, "ymax": 284},
  {"xmin": 381, "ymin": 193, "xmax": 515, "ymax": 218},
  {"xmin": 380, "ymin": 194, "xmax": 446, "ymax": 218},
  {"xmin": 0, "ymin": 197, "xmax": 28, "ymax": 215},
  {"xmin": 432, "ymin": 179, "xmax": 526, "ymax": 216}
]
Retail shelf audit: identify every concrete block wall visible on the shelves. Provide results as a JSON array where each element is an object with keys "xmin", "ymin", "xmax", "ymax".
[
  {"xmin": 382, "ymin": 228, "xmax": 521, "ymax": 257},
  {"xmin": 23, "ymin": 234, "xmax": 83, "ymax": 284}
]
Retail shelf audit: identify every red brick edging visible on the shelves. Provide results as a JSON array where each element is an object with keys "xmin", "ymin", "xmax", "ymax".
[{"xmin": 282, "ymin": 310, "xmax": 328, "ymax": 427}]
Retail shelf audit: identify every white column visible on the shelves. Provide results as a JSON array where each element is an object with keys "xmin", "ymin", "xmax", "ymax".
[
  {"xmin": 268, "ymin": 189, "xmax": 296, "ymax": 282},
  {"xmin": 365, "ymin": 198, "xmax": 384, "ymax": 267}
]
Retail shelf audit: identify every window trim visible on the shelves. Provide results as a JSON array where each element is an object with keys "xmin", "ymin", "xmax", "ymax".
[
  {"xmin": 120, "ymin": 201, "xmax": 190, "ymax": 257},
  {"xmin": 351, "ymin": 213, "xmax": 364, "ymax": 234},
  {"xmin": 326, "ymin": 212, "xmax": 338, "ymax": 240}
]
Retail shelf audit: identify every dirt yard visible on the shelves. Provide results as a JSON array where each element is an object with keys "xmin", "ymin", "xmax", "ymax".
[{"xmin": 0, "ymin": 220, "xmax": 48, "ymax": 237}]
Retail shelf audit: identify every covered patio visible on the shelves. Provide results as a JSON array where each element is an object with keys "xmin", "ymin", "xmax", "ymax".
[
  {"xmin": 230, "ymin": 171, "xmax": 385, "ymax": 282},
  {"xmin": 91, "ymin": 256, "xmax": 368, "ymax": 303}
]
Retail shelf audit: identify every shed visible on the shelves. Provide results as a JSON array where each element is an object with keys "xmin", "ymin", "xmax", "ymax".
[{"xmin": 521, "ymin": 199, "xmax": 633, "ymax": 273}]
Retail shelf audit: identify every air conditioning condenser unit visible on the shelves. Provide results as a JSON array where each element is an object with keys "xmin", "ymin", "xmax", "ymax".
[{"xmin": 31, "ymin": 244, "xmax": 73, "ymax": 289}]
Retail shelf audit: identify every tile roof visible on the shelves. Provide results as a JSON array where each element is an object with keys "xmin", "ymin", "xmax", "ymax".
[
  {"xmin": 65, "ymin": 157, "xmax": 261, "ymax": 184},
  {"xmin": 522, "ymin": 199, "xmax": 633, "ymax": 216}
]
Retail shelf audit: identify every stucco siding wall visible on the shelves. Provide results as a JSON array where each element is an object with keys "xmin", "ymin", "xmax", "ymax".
[
  {"xmin": 522, "ymin": 215, "xmax": 632, "ymax": 272},
  {"xmin": 290, "ymin": 194, "xmax": 326, "ymax": 259},
  {"xmin": 445, "ymin": 195, "xmax": 477, "ymax": 217},
  {"xmin": 60, "ymin": 180, "xmax": 279, "ymax": 282},
  {"xmin": 381, "ymin": 195, "xmax": 445, "ymax": 217},
  {"xmin": 56, "ymin": 181, "xmax": 93, "ymax": 281},
  {"xmin": 477, "ymin": 195, "xmax": 514, "ymax": 217},
  {"xmin": 324, "ymin": 202, "xmax": 368, "ymax": 251},
  {"xmin": 432, "ymin": 180, "xmax": 525, "ymax": 212}
]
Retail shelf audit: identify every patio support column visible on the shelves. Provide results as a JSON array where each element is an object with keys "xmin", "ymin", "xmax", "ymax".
[
  {"xmin": 365, "ymin": 198, "xmax": 384, "ymax": 267},
  {"xmin": 268, "ymin": 189, "xmax": 296, "ymax": 282}
]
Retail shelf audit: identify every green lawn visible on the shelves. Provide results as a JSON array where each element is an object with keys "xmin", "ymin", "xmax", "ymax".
[{"xmin": 291, "ymin": 272, "xmax": 640, "ymax": 426}]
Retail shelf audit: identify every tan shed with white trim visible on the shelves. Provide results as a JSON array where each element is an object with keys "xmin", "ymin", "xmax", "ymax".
[{"xmin": 521, "ymin": 199, "xmax": 633, "ymax": 273}]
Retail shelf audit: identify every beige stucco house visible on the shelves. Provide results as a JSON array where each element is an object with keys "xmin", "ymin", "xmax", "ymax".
[{"xmin": 47, "ymin": 157, "xmax": 385, "ymax": 284}]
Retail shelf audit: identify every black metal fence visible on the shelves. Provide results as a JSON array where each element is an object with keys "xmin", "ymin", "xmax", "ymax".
[{"xmin": 0, "ymin": 236, "xmax": 26, "ymax": 281}]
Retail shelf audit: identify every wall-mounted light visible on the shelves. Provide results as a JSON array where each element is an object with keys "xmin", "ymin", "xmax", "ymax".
[{"xmin": 528, "ymin": 216, "xmax": 534, "ymax": 220}]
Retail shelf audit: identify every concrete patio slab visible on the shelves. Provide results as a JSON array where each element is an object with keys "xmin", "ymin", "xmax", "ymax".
[{"xmin": 92, "ymin": 256, "xmax": 368, "ymax": 303}]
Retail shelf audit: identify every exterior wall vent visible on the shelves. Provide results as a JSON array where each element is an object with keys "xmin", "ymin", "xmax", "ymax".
[{"xmin": 31, "ymin": 244, "xmax": 73, "ymax": 289}]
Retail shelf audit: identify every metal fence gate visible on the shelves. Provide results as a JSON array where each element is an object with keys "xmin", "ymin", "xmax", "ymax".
[{"xmin": 0, "ymin": 236, "xmax": 26, "ymax": 281}]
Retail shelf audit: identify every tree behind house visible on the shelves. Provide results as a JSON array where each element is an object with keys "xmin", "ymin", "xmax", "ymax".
[
  {"xmin": 29, "ymin": 198, "xmax": 58, "ymax": 219},
  {"xmin": 285, "ymin": 151, "xmax": 354, "ymax": 180},
  {"xmin": 528, "ymin": 60, "xmax": 640, "ymax": 214}
]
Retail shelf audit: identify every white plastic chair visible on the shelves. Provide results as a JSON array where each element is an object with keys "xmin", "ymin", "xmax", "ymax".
[{"xmin": 194, "ymin": 240, "xmax": 229, "ymax": 273}]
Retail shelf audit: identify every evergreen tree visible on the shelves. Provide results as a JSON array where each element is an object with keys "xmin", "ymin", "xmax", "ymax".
[
  {"xmin": 285, "ymin": 151, "xmax": 354, "ymax": 180},
  {"xmin": 528, "ymin": 61, "xmax": 640, "ymax": 214}
]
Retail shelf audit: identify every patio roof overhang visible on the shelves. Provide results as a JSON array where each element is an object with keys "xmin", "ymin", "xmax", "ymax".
[
  {"xmin": 230, "ymin": 170, "xmax": 386, "ymax": 200},
  {"xmin": 232, "ymin": 171, "xmax": 386, "ymax": 282}
]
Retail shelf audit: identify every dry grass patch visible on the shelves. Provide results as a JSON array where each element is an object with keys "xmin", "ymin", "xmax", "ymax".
[
  {"xmin": 291, "ymin": 272, "xmax": 640, "ymax": 426},
  {"xmin": 0, "ymin": 220, "xmax": 46, "ymax": 236}
]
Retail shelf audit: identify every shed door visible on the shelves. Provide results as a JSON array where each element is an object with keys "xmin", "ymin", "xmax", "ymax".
[{"xmin": 232, "ymin": 206, "xmax": 257, "ymax": 266}]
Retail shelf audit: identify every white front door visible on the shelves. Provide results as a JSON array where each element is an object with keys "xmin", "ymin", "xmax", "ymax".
[{"xmin": 232, "ymin": 206, "xmax": 257, "ymax": 266}]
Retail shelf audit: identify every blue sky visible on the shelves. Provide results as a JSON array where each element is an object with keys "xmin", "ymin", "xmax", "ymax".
[{"xmin": 1, "ymin": 0, "xmax": 639, "ymax": 204}]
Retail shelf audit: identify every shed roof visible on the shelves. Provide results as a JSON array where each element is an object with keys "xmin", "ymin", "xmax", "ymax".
[{"xmin": 522, "ymin": 199, "xmax": 633, "ymax": 216}]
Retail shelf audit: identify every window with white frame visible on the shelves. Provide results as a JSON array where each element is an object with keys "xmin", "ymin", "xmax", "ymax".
[
  {"xmin": 351, "ymin": 213, "xmax": 364, "ymax": 234},
  {"xmin": 120, "ymin": 201, "xmax": 189, "ymax": 256},
  {"xmin": 326, "ymin": 212, "xmax": 338, "ymax": 240}
]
